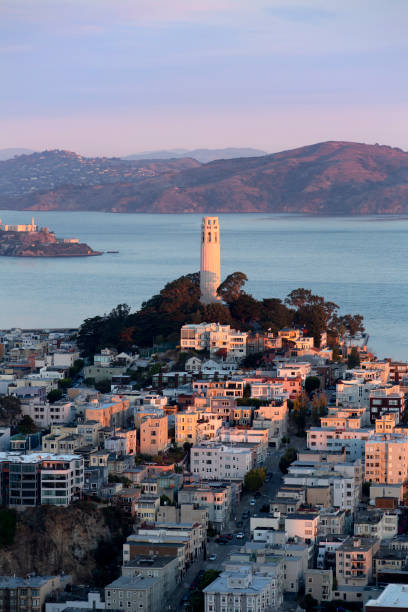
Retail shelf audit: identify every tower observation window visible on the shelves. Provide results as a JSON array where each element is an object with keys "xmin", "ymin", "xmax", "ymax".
[{"xmin": 208, "ymin": 232, "xmax": 211, "ymax": 242}]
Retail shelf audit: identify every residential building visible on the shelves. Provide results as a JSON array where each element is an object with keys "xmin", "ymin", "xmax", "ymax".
[
  {"xmin": 366, "ymin": 583, "xmax": 408, "ymax": 612},
  {"xmin": 304, "ymin": 569, "xmax": 333, "ymax": 603},
  {"xmin": 336, "ymin": 536, "xmax": 380, "ymax": 587},
  {"xmin": 85, "ymin": 397, "xmax": 131, "ymax": 428},
  {"xmin": 178, "ymin": 483, "xmax": 233, "ymax": 531},
  {"xmin": 0, "ymin": 575, "xmax": 69, "ymax": 612},
  {"xmin": 104, "ymin": 576, "xmax": 160, "ymax": 612},
  {"xmin": 284, "ymin": 513, "xmax": 320, "ymax": 544},
  {"xmin": 354, "ymin": 511, "xmax": 398, "ymax": 540},
  {"xmin": 180, "ymin": 322, "xmax": 248, "ymax": 359},
  {"xmin": 365, "ymin": 434, "xmax": 408, "ymax": 484},
  {"xmin": 190, "ymin": 443, "xmax": 253, "ymax": 481},
  {"xmin": 139, "ymin": 415, "xmax": 168, "ymax": 455},
  {"xmin": 0, "ymin": 452, "xmax": 84, "ymax": 506},
  {"xmin": 369, "ymin": 386, "xmax": 405, "ymax": 423},
  {"xmin": 134, "ymin": 495, "xmax": 160, "ymax": 522},
  {"xmin": 203, "ymin": 563, "xmax": 283, "ymax": 612},
  {"xmin": 122, "ymin": 555, "xmax": 179, "ymax": 600}
]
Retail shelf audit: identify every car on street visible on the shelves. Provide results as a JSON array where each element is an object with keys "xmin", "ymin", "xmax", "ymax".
[
  {"xmin": 236, "ymin": 532, "xmax": 245, "ymax": 539},
  {"xmin": 250, "ymin": 498, "xmax": 256, "ymax": 506},
  {"xmin": 242, "ymin": 511, "xmax": 249, "ymax": 519},
  {"xmin": 209, "ymin": 554, "xmax": 217, "ymax": 561},
  {"xmin": 255, "ymin": 491, "xmax": 261, "ymax": 498}
]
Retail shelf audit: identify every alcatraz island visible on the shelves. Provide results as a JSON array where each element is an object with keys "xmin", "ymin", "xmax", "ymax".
[{"xmin": 0, "ymin": 217, "xmax": 101, "ymax": 257}]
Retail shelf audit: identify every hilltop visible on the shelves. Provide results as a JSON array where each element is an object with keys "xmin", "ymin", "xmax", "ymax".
[
  {"xmin": 0, "ymin": 149, "xmax": 199, "ymax": 199},
  {"xmin": 122, "ymin": 147, "xmax": 268, "ymax": 163},
  {"xmin": 2, "ymin": 141, "xmax": 408, "ymax": 214}
]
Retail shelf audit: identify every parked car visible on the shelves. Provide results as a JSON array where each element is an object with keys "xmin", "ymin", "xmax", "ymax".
[
  {"xmin": 236, "ymin": 532, "xmax": 245, "ymax": 539},
  {"xmin": 250, "ymin": 498, "xmax": 256, "ymax": 506},
  {"xmin": 209, "ymin": 554, "xmax": 217, "ymax": 561},
  {"xmin": 254, "ymin": 491, "xmax": 261, "ymax": 498}
]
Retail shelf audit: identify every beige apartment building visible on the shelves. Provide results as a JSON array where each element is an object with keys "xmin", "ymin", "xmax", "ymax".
[
  {"xmin": 175, "ymin": 411, "xmax": 223, "ymax": 445},
  {"xmin": 336, "ymin": 536, "xmax": 380, "ymax": 587},
  {"xmin": 304, "ymin": 569, "xmax": 333, "ymax": 602},
  {"xmin": 139, "ymin": 415, "xmax": 169, "ymax": 455},
  {"xmin": 365, "ymin": 434, "xmax": 408, "ymax": 484}
]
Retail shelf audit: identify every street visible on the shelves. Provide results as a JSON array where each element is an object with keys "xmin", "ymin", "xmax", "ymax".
[{"xmin": 172, "ymin": 437, "xmax": 307, "ymax": 610}]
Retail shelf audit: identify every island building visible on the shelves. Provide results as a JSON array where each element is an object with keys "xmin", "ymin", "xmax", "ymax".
[
  {"xmin": 0, "ymin": 217, "xmax": 37, "ymax": 232},
  {"xmin": 200, "ymin": 216, "xmax": 220, "ymax": 304}
]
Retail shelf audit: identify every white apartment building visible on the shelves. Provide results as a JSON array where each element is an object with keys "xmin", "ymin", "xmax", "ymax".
[
  {"xmin": 180, "ymin": 323, "xmax": 248, "ymax": 358},
  {"xmin": 284, "ymin": 462, "xmax": 361, "ymax": 511},
  {"xmin": 336, "ymin": 378, "xmax": 380, "ymax": 408},
  {"xmin": 253, "ymin": 402, "xmax": 288, "ymax": 448},
  {"xmin": 307, "ymin": 427, "xmax": 371, "ymax": 461},
  {"xmin": 285, "ymin": 513, "xmax": 320, "ymax": 544},
  {"xmin": 40, "ymin": 455, "xmax": 84, "ymax": 506},
  {"xmin": 21, "ymin": 401, "xmax": 74, "ymax": 428},
  {"xmin": 203, "ymin": 564, "xmax": 283, "ymax": 612},
  {"xmin": 250, "ymin": 381, "xmax": 289, "ymax": 402},
  {"xmin": 276, "ymin": 362, "xmax": 311, "ymax": 381},
  {"xmin": 191, "ymin": 443, "xmax": 253, "ymax": 481}
]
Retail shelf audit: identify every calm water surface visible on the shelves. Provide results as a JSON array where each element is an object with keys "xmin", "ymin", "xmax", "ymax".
[{"xmin": 1, "ymin": 211, "xmax": 408, "ymax": 359}]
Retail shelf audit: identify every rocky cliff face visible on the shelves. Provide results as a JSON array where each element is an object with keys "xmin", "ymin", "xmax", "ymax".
[
  {"xmin": 0, "ymin": 504, "xmax": 129, "ymax": 584},
  {"xmin": 2, "ymin": 141, "xmax": 408, "ymax": 214}
]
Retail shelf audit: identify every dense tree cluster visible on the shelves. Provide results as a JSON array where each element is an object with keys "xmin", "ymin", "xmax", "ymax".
[{"xmin": 77, "ymin": 271, "xmax": 364, "ymax": 357}]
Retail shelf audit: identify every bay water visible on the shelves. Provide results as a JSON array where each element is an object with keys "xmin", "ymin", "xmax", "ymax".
[{"xmin": 1, "ymin": 210, "xmax": 407, "ymax": 360}]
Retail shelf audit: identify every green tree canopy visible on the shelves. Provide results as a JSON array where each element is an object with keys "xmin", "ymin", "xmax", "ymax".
[
  {"xmin": 17, "ymin": 414, "xmax": 37, "ymax": 434},
  {"xmin": 0, "ymin": 396, "xmax": 21, "ymax": 427},
  {"xmin": 347, "ymin": 346, "xmax": 361, "ymax": 369},
  {"xmin": 217, "ymin": 271, "xmax": 248, "ymax": 303},
  {"xmin": 47, "ymin": 389, "xmax": 63, "ymax": 404},
  {"xmin": 305, "ymin": 376, "xmax": 321, "ymax": 395},
  {"xmin": 244, "ymin": 467, "xmax": 267, "ymax": 491},
  {"xmin": 279, "ymin": 447, "xmax": 297, "ymax": 474},
  {"xmin": 95, "ymin": 379, "xmax": 112, "ymax": 394}
]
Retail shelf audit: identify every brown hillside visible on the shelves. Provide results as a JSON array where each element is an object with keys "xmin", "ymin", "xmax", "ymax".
[{"xmin": 2, "ymin": 141, "xmax": 408, "ymax": 214}]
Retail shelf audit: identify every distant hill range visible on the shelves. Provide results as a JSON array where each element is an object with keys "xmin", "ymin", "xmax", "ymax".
[
  {"xmin": 2, "ymin": 141, "xmax": 408, "ymax": 214},
  {"xmin": 122, "ymin": 147, "xmax": 268, "ymax": 163},
  {"xmin": 0, "ymin": 148, "xmax": 35, "ymax": 161}
]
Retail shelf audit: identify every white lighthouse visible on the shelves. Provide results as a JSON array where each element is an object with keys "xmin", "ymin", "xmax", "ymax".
[{"xmin": 200, "ymin": 216, "xmax": 221, "ymax": 304}]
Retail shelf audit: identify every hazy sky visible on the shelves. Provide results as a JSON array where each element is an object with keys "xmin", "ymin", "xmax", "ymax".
[{"xmin": 1, "ymin": 0, "xmax": 407, "ymax": 156}]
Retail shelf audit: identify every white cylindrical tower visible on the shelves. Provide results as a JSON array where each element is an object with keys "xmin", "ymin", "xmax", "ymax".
[{"xmin": 200, "ymin": 216, "xmax": 221, "ymax": 304}]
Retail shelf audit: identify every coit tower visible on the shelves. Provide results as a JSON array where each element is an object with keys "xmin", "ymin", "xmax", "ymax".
[{"xmin": 200, "ymin": 216, "xmax": 221, "ymax": 304}]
